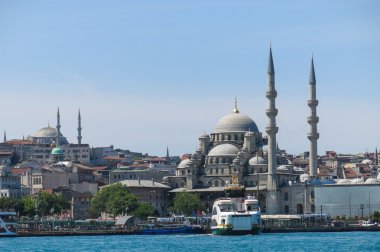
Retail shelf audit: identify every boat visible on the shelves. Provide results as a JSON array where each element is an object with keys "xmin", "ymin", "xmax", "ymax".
[
  {"xmin": 138, "ymin": 216, "xmax": 203, "ymax": 234},
  {"xmin": 211, "ymin": 175, "xmax": 261, "ymax": 235},
  {"xmin": 0, "ymin": 211, "xmax": 18, "ymax": 237}
]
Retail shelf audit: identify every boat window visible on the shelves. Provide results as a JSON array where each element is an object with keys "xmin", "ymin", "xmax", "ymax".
[
  {"xmin": 219, "ymin": 204, "xmax": 233, "ymax": 212},
  {"xmin": 212, "ymin": 207, "xmax": 217, "ymax": 215}
]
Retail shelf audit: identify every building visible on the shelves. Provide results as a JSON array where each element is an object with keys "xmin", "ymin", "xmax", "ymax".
[
  {"xmin": 111, "ymin": 179, "xmax": 171, "ymax": 216},
  {"xmin": 2, "ymin": 109, "xmax": 91, "ymax": 164},
  {"xmin": 0, "ymin": 165, "xmax": 21, "ymax": 198},
  {"xmin": 167, "ymin": 48, "xmax": 319, "ymax": 214}
]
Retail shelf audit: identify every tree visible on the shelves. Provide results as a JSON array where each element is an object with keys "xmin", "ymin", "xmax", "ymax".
[
  {"xmin": 35, "ymin": 192, "xmax": 70, "ymax": 216},
  {"xmin": 172, "ymin": 192, "xmax": 205, "ymax": 216},
  {"xmin": 89, "ymin": 183, "xmax": 139, "ymax": 218},
  {"xmin": 22, "ymin": 196, "xmax": 36, "ymax": 217},
  {"xmin": 133, "ymin": 202, "xmax": 155, "ymax": 219},
  {"xmin": 0, "ymin": 197, "xmax": 22, "ymax": 212}
]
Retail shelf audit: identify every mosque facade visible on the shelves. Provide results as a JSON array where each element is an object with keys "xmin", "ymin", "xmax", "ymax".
[
  {"xmin": 2, "ymin": 109, "xmax": 90, "ymax": 164},
  {"xmin": 167, "ymin": 48, "xmax": 319, "ymax": 215}
]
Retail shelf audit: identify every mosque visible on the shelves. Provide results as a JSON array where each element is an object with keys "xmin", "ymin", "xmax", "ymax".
[
  {"xmin": 2, "ymin": 109, "xmax": 90, "ymax": 164},
  {"xmin": 167, "ymin": 48, "xmax": 319, "ymax": 214}
]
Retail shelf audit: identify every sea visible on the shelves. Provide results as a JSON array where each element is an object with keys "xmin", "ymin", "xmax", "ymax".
[{"xmin": 1, "ymin": 232, "xmax": 379, "ymax": 252}]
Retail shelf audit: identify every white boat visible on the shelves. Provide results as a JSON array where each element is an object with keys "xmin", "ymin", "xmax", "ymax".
[
  {"xmin": 0, "ymin": 211, "xmax": 18, "ymax": 237},
  {"xmin": 211, "ymin": 175, "xmax": 261, "ymax": 235}
]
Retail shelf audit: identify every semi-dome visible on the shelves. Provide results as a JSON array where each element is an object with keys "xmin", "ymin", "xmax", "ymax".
[
  {"xmin": 361, "ymin": 159, "xmax": 372, "ymax": 165},
  {"xmin": 51, "ymin": 147, "xmax": 63, "ymax": 155},
  {"xmin": 208, "ymin": 144, "xmax": 239, "ymax": 157},
  {"xmin": 214, "ymin": 112, "xmax": 259, "ymax": 133},
  {"xmin": 178, "ymin": 159, "xmax": 191, "ymax": 169},
  {"xmin": 249, "ymin": 156, "xmax": 267, "ymax": 165}
]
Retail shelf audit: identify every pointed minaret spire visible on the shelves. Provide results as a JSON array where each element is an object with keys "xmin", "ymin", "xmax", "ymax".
[
  {"xmin": 3, "ymin": 130, "xmax": 6, "ymax": 142},
  {"xmin": 77, "ymin": 109, "xmax": 82, "ymax": 145},
  {"xmin": 266, "ymin": 46, "xmax": 279, "ymax": 191},
  {"xmin": 166, "ymin": 146, "xmax": 170, "ymax": 162},
  {"xmin": 376, "ymin": 147, "xmax": 378, "ymax": 166},
  {"xmin": 307, "ymin": 56, "xmax": 319, "ymax": 177},
  {"xmin": 233, "ymin": 97, "xmax": 239, "ymax": 113},
  {"xmin": 267, "ymin": 46, "xmax": 275, "ymax": 75},
  {"xmin": 56, "ymin": 107, "xmax": 61, "ymax": 146}
]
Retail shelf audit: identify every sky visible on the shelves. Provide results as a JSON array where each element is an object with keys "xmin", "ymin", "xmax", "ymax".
[{"xmin": 0, "ymin": 1, "xmax": 379, "ymax": 157}]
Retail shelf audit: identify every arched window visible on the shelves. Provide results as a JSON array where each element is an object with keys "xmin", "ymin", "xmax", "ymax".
[
  {"xmin": 311, "ymin": 191, "xmax": 315, "ymax": 199},
  {"xmin": 285, "ymin": 205, "xmax": 289, "ymax": 214},
  {"xmin": 297, "ymin": 204, "xmax": 303, "ymax": 214},
  {"xmin": 214, "ymin": 180, "xmax": 219, "ymax": 187},
  {"xmin": 311, "ymin": 204, "xmax": 315, "ymax": 213},
  {"xmin": 208, "ymin": 181, "xmax": 212, "ymax": 187},
  {"xmin": 228, "ymin": 135, "xmax": 231, "ymax": 141},
  {"xmin": 284, "ymin": 192, "xmax": 289, "ymax": 201}
]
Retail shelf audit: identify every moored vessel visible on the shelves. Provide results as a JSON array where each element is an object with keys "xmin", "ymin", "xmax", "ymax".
[
  {"xmin": 0, "ymin": 211, "xmax": 18, "ymax": 237},
  {"xmin": 211, "ymin": 175, "xmax": 261, "ymax": 235}
]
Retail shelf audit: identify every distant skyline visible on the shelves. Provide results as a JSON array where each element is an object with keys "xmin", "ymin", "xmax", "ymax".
[{"xmin": 1, "ymin": 1, "xmax": 379, "ymax": 156}]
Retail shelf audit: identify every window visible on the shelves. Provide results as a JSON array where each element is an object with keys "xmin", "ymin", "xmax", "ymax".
[
  {"xmin": 284, "ymin": 192, "xmax": 289, "ymax": 201},
  {"xmin": 214, "ymin": 180, "xmax": 219, "ymax": 187},
  {"xmin": 285, "ymin": 205, "xmax": 289, "ymax": 214}
]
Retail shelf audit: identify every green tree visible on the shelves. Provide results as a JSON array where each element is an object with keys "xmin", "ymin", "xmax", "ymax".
[
  {"xmin": 21, "ymin": 196, "xmax": 36, "ymax": 217},
  {"xmin": 0, "ymin": 197, "xmax": 22, "ymax": 212},
  {"xmin": 172, "ymin": 192, "xmax": 205, "ymax": 216},
  {"xmin": 133, "ymin": 202, "xmax": 155, "ymax": 219},
  {"xmin": 90, "ymin": 183, "xmax": 139, "ymax": 218},
  {"xmin": 35, "ymin": 192, "xmax": 70, "ymax": 216}
]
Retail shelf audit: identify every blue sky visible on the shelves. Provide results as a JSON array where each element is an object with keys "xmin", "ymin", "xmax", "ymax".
[{"xmin": 0, "ymin": 1, "xmax": 379, "ymax": 156}]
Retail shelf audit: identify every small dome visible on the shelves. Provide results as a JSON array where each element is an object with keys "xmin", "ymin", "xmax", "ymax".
[
  {"xmin": 337, "ymin": 179, "xmax": 350, "ymax": 184},
  {"xmin": 350, "ymin": 178, "xmax": 364, "ymax": 184},
  {"xmin": 365, "ymin": 178, "xmax": 379, "ymax": 184},
  {"xmin": 249, "ymin": 156, "xmax": 267, "ymax": 165},
  {"xmin": 208, "ymin": 144, "xmax": 239, "ymax": 157},
  {"xmin": 362, "ymin": 159, "xmax": 373, "ymax": 165},
  {"xmin": 214, "ymin": 113, "xmax": 259, "ymax": 133},
  {"xmin": 262, "ymin": 145, "xmax": 269, "ymax": 153},
  {"xmin": 51, "ymin": 147, "xmax": 63, "ymax": 155},
  {"xmin": 178, "ymin": 159, "xmax": 191, "ymax": 169}
]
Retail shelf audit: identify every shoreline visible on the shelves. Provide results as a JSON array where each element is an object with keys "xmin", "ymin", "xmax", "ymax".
[{"xmin": 16, "ymin": 226, "xmax": 380, "ymax": 237}]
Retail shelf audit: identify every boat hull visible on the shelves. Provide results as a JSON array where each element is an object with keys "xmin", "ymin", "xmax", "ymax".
[
  {"xmin": 211, "ymin": 226, "xmax": 260, "ymax": 235},
  {"xmin": 140, "ymin": 226, "xmax": 203, "ymax": 235}
]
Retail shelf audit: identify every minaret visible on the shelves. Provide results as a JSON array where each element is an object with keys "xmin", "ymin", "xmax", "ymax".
[
  {"xmin": 307, "ymin": 57, "xmax": 319, "ymax": 177},
  {"xmin": 56, "ymin": 107, "xmax": 61, "ymax": 146},
  {"xmin": 266, "ymin": 47, "xmax": 279, "ymax": 191},
  {"xmin": 3, "ymin": 130, "xmax": 6, "ymax": 142},
  {"xmin": 77, "ymin": 109, "xmax": 82, "ymax": 145},
  {"xmin": 376, "ymin": 147, "xmax": 378, "ymax": 166},
  {"xmin": 166, "ymin": 146, "xmax": 170, "ymax": 162}
]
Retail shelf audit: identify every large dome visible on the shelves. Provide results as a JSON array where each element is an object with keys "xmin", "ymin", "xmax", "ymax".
[
  {"xmin": 208, "ymin": 144, "xmax": 239, "ymax": 157},
  {"xmin": 214, "ymin": 112, "xmax": 259, "ymax": 133},
  {"xmin": 30, "ymin": 125, "xmax": 69, "ymax": 145},
  {"xmin": 33, "ymin": 126, "xmax": 62, "ymax": 138}
]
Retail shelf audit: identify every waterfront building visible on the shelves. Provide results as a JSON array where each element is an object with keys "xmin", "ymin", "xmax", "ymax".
[
  {"xmin": 167, "ymin": 49, "xmax": 318, "ymax": 214},
  {"xmin": 106, "ymin": 179, "xmax": 171, "ymax": 216}
]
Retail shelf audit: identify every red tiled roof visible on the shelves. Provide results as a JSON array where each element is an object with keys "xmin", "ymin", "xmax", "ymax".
[
  {"xmin": 5, "ymin": 139, "xmax": 33, "ymax": 145},
  {"xmin": 11, "ymin": 168, "xmax": 28, "ymax": 175}
]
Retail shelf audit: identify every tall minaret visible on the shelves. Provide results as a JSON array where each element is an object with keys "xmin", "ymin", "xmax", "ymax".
[
  {"xmin": 266, "ymin": 47, "xmax": 279, "ymax": 191},
  {"xmin": 3, "ymin": 130, "xmax": 6, "ymax": 142},
  {"xmin": 376, "ymin": 147, "xmax": 378, "ymax": 166},
  {"xmin": 77, "ymin": 109, "xmax": 82, "ymax": 145},
  {"xmin": 307, "ymin": 57, "xmax": 319, "ymax": 177},
  {"xmin": 56, "ymin": 107, "xmax": 61, "ymax": 146},
  {"xmin": 166, "ymin": 146, "xmax": 170, "ymax": 163}
]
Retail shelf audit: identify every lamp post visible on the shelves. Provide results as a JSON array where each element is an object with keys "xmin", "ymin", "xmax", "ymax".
[{"xmin": 360, "ymin": 204, "xmax": 364, "ymax": 218}]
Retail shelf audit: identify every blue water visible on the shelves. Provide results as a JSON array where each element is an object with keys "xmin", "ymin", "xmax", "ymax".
[{"xmin": 1, "ymin": 232, "xmax": 379, "ymax": 252}]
